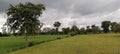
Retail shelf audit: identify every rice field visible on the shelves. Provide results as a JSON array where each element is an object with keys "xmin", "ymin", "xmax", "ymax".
[
  {"xmin": 0, "ymin": 35, "xmax": 67, "ymax": 54},
  {"xmin": 10, "ymin": 33, "xmax": 120, "ymax": 54}
]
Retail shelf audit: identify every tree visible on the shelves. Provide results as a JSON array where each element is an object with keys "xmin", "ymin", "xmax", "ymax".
[
  {"xmin": 79, "ymin": 27, "xmax": 86, "ymax": 34},
  {"xmin": 49, "ymin": 28, "xmax": 56, "ymax": 34},
  {"xmin": 101, "ymin": 21, "xmax": 111, "ymax": 33},
  {"xmin": 86, "ymin": 26, "xmax": 91, "ymax": 33},
  {"xmin": 62, "ymin": 27, "xmax": 70, "ymax": 34},
  {"xmin": 111, "ymin": 22, "xmax": 120, "ymax": 33},
  {"xmin": 111, "ymin": 22, "xmax": 117, "ymax": 32},
  {"xmin": 70, "ymin": 25, "xmax": 79, "ymax": 34},
  {"xmin": 91, "ymin": 25, "xmax": 101, "ymax": 34},
  {"xmin": 42, "ymin": 27, "xmax": 51, "ymax": 34},
  {"xmin": 53, "ymin": 21, "xmax": 61, "ymax": 34},
  {"xmin": 5, "ymin": 2, "xmax": 45, "ymax": 47}
]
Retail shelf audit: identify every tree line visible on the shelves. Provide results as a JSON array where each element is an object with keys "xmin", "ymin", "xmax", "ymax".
[{"xmin": 41, "ymin": 21, "xmax": 120, "ymax": 35}]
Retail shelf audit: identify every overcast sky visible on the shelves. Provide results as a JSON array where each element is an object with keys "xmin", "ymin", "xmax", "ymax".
[{"xmin": 0, "ymin": 0, "xmax": 120, "ymax": 31}]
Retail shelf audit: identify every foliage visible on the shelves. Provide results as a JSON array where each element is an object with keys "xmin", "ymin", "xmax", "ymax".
[
  {"xmin": 68, "ymin": 32, "xmax": 77, "ymax": 36},
  {"xmin": 49, "ymin": 29, "xmax": 56, "ymax": 34},
  {"xmin": 111, "ymin": 22, "xmax": 117, "ymax": 31},
  {"xmin": 111, "ymin": 22, "xmax": 120, "ymax": 33},
  {"xmin": 91, "ymin": 25, "xmax": 101, "ymax": 34},
  {"xmin": 42, "ymin": 27, "xmax": 51, "ymax": 34},
  {"xmin": 6, "ymin": 2, "xmax": 45, "ymax": 35},
  {"xmin": 79, "ymin": 27, "xmax": 86, "ymax": 34},
  {"xmin": 5, "ymin": 2, "xmax": 45, "ymax": 47},
  {"xmin": 101, "ymin": 21, "xmax": 111, "ymax": 33},
  {"xmin": 62, "ymin": 27, "xmax": 70, "ymax": 34},
  {"xmin": 86, "ymin": 26, "xmax": 92, "ymax": 33},
  {"xmin": 53, "ymin": 21, "xmax": 61, "ymax": 33},
  {"xmin": 56, "ymin": 37, "xmax": 61, "ymax": 39},
  {"xmin": 0, "ymin": 32, "xmax": 10, "ymax": 37},
  {"xmin": 53, "ymin": 21, "xmax": 61, "ymax": 28},
  {"xmin": 70, "ymin": 25, "xmax": 79, "ymax": 34}
]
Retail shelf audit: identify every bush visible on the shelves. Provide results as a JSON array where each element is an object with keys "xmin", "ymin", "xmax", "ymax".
[
  {"xmin": 65, "ymin": 36, "xmax": 69, "ymax": 38},
  {"xmin": 0, "ymin": 32, "xmax": 2, "ymax": 36},
  {"xmin": 57, "ymin": 37, "xmax": 61, "ymax": 39},
  {"xmin": 69, "ymin": 32, "xmax": 77, "ymax": 36},
  {"xmin": 28, "ymin": 42, "xmax": 35, "ymax": 47},
  {"xmin": 0, "ymin": 33, "xmax": 10, "ymax": 37}
]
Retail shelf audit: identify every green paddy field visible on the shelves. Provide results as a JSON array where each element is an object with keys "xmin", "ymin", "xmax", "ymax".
[{"xmin": 0, "ymin": 35, "xmax": 67, "ymax": 54}]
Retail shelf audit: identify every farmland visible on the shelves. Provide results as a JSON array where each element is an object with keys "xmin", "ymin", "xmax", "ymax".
[
  {"xmin": 0, "ymin": 35, "xmax": 67, "ymax": 54},
  {"xmin": 10, "ymin": 33, "xmax": 120, "ymax": 54}
]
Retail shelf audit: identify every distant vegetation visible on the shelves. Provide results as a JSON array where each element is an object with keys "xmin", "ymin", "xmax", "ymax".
[
  {"xmin": 1, "ymin": 20, "xmax": 120, "ymax": 36},
  {"xmin": 40, "ymin": 21, "xmax": 120, "ymax": 35}
]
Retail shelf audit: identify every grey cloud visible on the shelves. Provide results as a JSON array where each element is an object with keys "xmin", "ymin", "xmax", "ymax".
[
  {"xmin": 72, "ymin": 0, "xmax": 120, "ymax": 15},
  {"xmin": 0, "ymin": 0, "xmax": 29, "ymax": 12},
  {"xmin": 0, "ymin": 0, "xmax": 8, "ymax": 12},
  {"xmin": 0, "ymin": 0, "xmax": 120, "ymax": 29},
  {"xmin": 38, "ymin": 0, "xmax": 120, "ymax": 16},
  {"xmin": 0, "ymin": 0, "xmax": 120, "ymax": 16}
]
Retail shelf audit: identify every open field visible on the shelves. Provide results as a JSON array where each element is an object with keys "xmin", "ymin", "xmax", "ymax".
[
  {"xmin": 10, "ymin": 33, "xmax": 120, "ymax": 54},
  {"xmin": 0, "ymin": 35, "xmax": 67, "ymax": 54}
]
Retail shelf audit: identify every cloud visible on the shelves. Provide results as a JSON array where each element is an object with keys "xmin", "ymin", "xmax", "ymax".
[
  {"xmin": 0, "ymin": 13, "xmax": 7, "ymax": 32},
  {"xmin": 0, "ymin": 0, "xmax": 120, "ymax": 32},
  {"xmin": 37, "ymin": 0, "xmax": 120, "ymax": 15},
  {"xmin": 1, "ymin": 0, "xmax": 120, "ymax": 15}
]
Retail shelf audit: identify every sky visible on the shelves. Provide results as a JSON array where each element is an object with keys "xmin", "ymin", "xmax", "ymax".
[{"xmin": 0, "ymin": 0, "xmax": 120, "ymax": 32}]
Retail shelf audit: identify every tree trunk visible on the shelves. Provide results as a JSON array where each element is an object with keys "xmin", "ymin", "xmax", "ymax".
[
  {"xmin": 13, "ymin": 29, "xmax": 15, "ymax": 36},
  {"xmin": 56, "ymin": 28, "xmax": 59, "ymax": 34},
  {"xmin": 25, "ymin": 33, "xmax": 29, "ymax": 47}
]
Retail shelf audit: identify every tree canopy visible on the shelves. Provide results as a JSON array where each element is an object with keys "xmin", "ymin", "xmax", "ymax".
[
  {"xmin": 101, "ymin": 21, "xmax": 111, "ymax": 33},
  {"xmin": 6, "ymin": 2, "xmax": 45, "ymax": 35},
  {"xmin": 53, "ymin": 21, "xmax": 61, "ymax": 33}
]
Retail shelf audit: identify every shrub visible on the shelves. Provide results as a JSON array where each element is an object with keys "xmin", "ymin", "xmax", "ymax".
[
  {"xmin": 69, "ymin": 32, "xmax": 77, "ymax": 36},
  {"xmin": 57, "ymin": 37, "xmax": 61, "ymax": 39},
  {"xmin": 66, "ymin": 36, "xmax": 69, "ymax": 38},
  {"xmin": 0, "ymin": 33, "xmax": 10, "ymax": 37},
  {"xmin": 28, "ymin": 42, "xmax": 35, "ymax": 47}
]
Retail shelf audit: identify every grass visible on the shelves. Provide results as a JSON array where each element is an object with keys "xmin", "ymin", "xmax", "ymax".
[
  {"xmin": 10, "ymin": 33, "xmax": 120, "ymax": 54},
  {"xmin": 0, "ymin": 35, "xmax": 67, "ymax": 54}
]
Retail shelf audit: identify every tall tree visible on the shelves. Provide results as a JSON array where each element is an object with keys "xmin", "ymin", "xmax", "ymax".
[
  {"xmin": 70, "ymin": 25, "xmax": 79, "ymax": 34},
  {"xmin": 53, "ymin": 21, "xmax": 61, "ymax": 34},
  {"xmin": 43, "ymin": 27, "xmax": 51, "ymax": 33},
  {"xmin": 91, "ymin": 25, "xmax": 101, "ymax": 34},
  {"xmin": 101, "ymin": 21, "xmax": 111, "ymax": 33},
  {"xmin": 111, "ymin": 22, "xmax": 120, "ymax": 33},
  {"xmin": 5, "ymin": 2, "xmax": 45, "ymax": 47},
  {"xmin": 86, "ymin": 26, "xmax": 91, "ymax": 33},
  {"xmin": 111, "ymin": 22, "xmax": 117, "ymax": 32},
  {"xmin": 62, "ymin": 27, "xmax": 70, "ymax": 34},
  {"xmin": 79, "ymin": 27, "xmax": 86, "ymax": 34}
]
